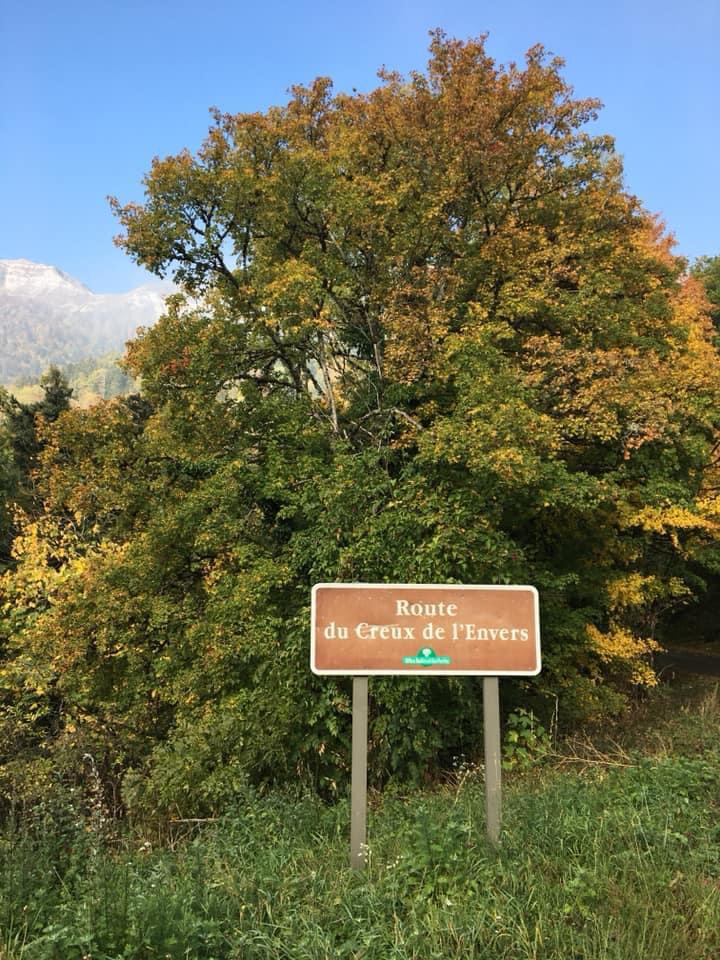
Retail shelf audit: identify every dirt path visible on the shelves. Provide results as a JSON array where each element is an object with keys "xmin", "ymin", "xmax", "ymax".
[{"xmin": 654, "ymin": 647, "xmax": 720, "ymax": 678}]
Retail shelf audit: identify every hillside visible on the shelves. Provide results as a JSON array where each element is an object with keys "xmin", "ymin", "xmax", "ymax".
[{"xmin": 0, "ymin": 259, "xmax": 171, "ymax": 384}]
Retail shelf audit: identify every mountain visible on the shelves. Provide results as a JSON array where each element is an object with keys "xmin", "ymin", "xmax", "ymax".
[{"xmin": 0, "ymin": 259, "xmax": 172, "ymax": 384}]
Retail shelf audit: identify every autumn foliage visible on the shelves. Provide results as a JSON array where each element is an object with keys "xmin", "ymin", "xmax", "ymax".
[{"xmin": 2, "ymin": 33, "xmax": 720, "ymax": 817}]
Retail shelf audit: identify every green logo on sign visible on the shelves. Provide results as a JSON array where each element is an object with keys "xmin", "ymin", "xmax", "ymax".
[{"xmin": 402, "ymin": 647, "xmax": 452, "ymax": 667}]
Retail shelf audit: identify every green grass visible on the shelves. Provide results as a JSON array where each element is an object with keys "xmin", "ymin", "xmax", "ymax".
[{"xmin": 1, "ymin": 680, "xmax": 719, "ymax": 959}]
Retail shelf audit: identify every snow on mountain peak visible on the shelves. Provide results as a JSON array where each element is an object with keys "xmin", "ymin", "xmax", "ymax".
[{"xmin": 0, "ymin": 259, "xmax": 92, "ymax": 298}]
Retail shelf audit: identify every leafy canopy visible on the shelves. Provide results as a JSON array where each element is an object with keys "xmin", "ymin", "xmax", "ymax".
[{"xmin": 2, "ymin": 34, "xmax": 720, "ymax": 816}]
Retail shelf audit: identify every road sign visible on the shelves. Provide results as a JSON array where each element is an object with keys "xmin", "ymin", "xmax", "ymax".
[
  {"xmin": 311, "ymin": 583, "xmax": 540, "ymax": 676},
  {"xmin": 311, "ymin": 582, "xmax": 542, "ymax": 866}
]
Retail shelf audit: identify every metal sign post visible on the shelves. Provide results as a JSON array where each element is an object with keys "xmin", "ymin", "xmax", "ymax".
[
  {"xmin": 350, "ymin": 676, "xmax": 368, "ymax": 869},
  {"xmin": 483, "ymin": 676, "xmax": 502, "ymax": 845}
]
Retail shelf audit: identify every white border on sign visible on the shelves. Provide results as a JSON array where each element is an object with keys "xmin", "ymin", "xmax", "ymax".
[{"xmin": 310, "ymin": 583, "xmax": 541, "ymax": 677}]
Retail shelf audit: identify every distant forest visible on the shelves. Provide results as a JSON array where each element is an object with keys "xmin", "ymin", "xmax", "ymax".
[{"xmin": 7, "ymin": 353, "xmax": 138, "ymax": 406}]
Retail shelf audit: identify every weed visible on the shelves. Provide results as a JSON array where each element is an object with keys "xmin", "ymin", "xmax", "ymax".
[{"xmin": 502, "ymin": 707, "xmax": 550, "ymax": 770}]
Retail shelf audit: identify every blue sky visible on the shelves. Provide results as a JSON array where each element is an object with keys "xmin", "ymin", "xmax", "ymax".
[{"xmin": 1, "ymin": 0, "xmax": 718, "ymax": 292}]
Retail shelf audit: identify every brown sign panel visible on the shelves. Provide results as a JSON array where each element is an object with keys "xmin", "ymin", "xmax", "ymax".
[{"xmin": 311, "ymin": 583, "xmax": 540, "ymax": 676}]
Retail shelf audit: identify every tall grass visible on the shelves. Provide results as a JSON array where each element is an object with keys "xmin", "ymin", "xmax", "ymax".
[{"xmin": 2, "ymin": 681, "xmax": 719, "ymax": 959}]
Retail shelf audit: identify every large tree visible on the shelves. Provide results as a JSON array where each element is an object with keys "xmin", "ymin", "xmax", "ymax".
[{"xmin": 3, "ymin": 34, "xmax": 720, "ymax": 816}]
